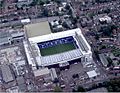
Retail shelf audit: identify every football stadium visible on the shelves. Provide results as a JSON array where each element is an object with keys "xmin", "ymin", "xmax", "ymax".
[{"xmin": 24, "ymin": 22, "xmax": 92, "ymax": 68}]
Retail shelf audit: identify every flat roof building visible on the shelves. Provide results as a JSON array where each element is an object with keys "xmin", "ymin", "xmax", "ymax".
[
  {"xmin": 34, "ymin": 68, "xmax": 50, "ymax": 77},
  {"xmin": 0, "ymin": 31, "xmax": 12, "ymax": 46},
  {"xmin": 0, "ymin": 29, "xmax": 25, "ymax": 46},
  {"xmin": 87, "ymin": 70, "xmax": 97, "ymax": 78},
  {"xmin": 33, "ymin": 68, "xmax": 52, "ymax": 82},
  {"xmin": 1, "ymin": 65, "xmax": 14, "ymax": 83},
  {"xmin": 99, "ymin": 54, "xmax": 108, "ymax": 67}
]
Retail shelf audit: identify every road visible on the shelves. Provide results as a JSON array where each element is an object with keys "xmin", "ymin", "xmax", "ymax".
[{"xmin": 0, "ymin": 16, "xmax": 60, "ymax": 28}]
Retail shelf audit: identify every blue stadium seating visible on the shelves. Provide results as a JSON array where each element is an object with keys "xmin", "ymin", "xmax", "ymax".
[{"xmin": 37, "ymin": 36, "xmax": 77, "ymax": 49}]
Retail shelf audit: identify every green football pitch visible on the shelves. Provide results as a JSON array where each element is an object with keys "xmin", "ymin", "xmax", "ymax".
[{"xmin": 40, "ymin": 43, "xmax": 76, "ymax": 56}]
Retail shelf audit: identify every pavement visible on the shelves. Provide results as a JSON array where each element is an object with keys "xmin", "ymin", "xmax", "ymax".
[{"xmin": 56, "ymin": 59, "xmax": 108, "ymax": 91}]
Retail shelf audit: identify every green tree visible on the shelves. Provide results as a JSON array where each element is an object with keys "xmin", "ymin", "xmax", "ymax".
[
  {"xmin": 77, "ymin": 86, "xmax": 86, "ymax": 92},
  {"xmin": 53, "ymin": 85, "xmax": 62, "ymax": 92},
  {"xmin": 0, "ymin": 1, "xmax": 4, "ymax": 8},
  {"xmin": 105, "ymin": 79, "xmax": 120, "ymax": 92},
  {"xmin": 72, "ymin": 89, "xmax": 77, "ymax": 92},
  {"xmin": 95, "ymin": 33, "xmax": 99, "ymax": 40},
  {"xmin": 38, "ymin": 1, "xmax": 45, "ymax": 5},
  {"xmin": 51, "ymin": 0, "xmax": 61, "ymax": 4},
  {"xmin": 65, "ymin": 4, "xmax": 70, "ymax": 10},
  {"xmin": 107, "ymin": 57, "xmax": 113, "ymax": 67},
  {"xmin": 88, "ymin": 12, "xmax": 95, "ymax": 19},
  {"xmin": 94, "ymin": 49, "xmax": 100, "ymax": 60},
  {"xmin": 42, "ymin": 8, "xmax": 49, "ymax": 17},
  {"xmin": 107, "ymin": 86, "xmax": 113, "ymax": 92},
  {"xmin": 67, "ymin": 9, "xmax": 72, "ymax": 15},
  {"xmin": 99, "ymin": 25, "xmax": 114, "ymax": 37}
]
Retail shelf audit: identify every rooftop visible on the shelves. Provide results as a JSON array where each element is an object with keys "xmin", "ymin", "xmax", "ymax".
[
  {"xmin": 1, "ymin": 65, "xmax": 14, "ymax": 83},
  {"xmin": 99, "ymin": 54, "xmax": 108, "ymax": 67},
  {"xmin": 0, "ymin": 31, "xmax": 10, "ymax": 38},
  {"xmin": 87, "ymin": 70, "xmax": 97, "ymax": 78},
  {"xmin": 0, "ymin": 37, "xmax": 11, "ymax": 45},
  {"xmin": 25, "ymin": 21, "xmax": 52, "ymax": 38},
  {"xmin": 34, "ymin": 68, "xmax": 50, "ymax": 77}
]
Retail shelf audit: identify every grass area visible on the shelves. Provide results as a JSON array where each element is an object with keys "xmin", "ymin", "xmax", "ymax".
[
  {"xmin": 40, "ymin": 43, "xmax": 76, "ymax": 56},
  {"xmin": 111, "ymin": 46, "xmax": 120, "ymax": 57}
]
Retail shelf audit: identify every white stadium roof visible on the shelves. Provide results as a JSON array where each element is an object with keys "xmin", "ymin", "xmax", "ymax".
[
  {"xmin": 39, "ymin": 49, "xmax": 83, "ymax": 66},
  {"xmin": 24, "ymin": 28, "xmax": 92, "ymax": 67}
]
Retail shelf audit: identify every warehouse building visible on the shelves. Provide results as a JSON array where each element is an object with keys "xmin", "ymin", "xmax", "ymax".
[{"xmin": 1, "ymin": 65, "xmax": 14, "ymax": 83}]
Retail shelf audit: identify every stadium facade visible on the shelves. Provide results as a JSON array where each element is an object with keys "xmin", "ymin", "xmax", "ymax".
[{"xmin": 24, "ymin": 22, "xmax": 92, "ymax": 69}]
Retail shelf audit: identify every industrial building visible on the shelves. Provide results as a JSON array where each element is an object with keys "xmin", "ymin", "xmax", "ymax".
[
  {"xmin": 0, "ymin": 30, "xmax": 24, "ymax": 46},
  {"xmin": 1, "ymin": 65, "xmax": 14, "ymax": 83}
]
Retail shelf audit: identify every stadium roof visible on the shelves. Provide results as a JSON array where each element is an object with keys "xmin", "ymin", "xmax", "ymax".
[
  {"xmin": 25, "ymin": 21, "xmax": 52, "ymax": 38},
  {"xmin": 24, "ymin": 28, "xmax": 92, "ymax": 67}
]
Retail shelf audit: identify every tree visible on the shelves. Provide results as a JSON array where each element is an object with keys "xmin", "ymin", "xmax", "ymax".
[
  {"xmin": 107, "ymin": 57, "xmax": 113, "ymax": 67},
  {"xmin": 100, "ymin": 45, "xmax": 107, "ymax": 49},
  {"xmin": 105, "ymin": 79, "xmax": 120, "ymax": 92},
  {"xmin": 103, "ymin": 8, "xmax": 111, "ymax": 14},
  {"xmin": 38, "ymin": 1, "xmax": 45, "ymax": 5},
  {"xmin": 0, "ymin": 1, "xmax": 4, "ymax": 8},
  {"xmin": 107, "ymin": 86, "xmax": 113, "ymax": 92},
  {"xmin": 88, "ymin": 12, "xmax": 95, "ymax": 19},
  {"xmin": 65, "ymin": 4, "xmax": 70, "ymax": 10},
  {"xmin": 30, "ymin": 0, "xmax": 38, "ymax": 6},
  {"xmin": 71, "ymin": 17, "xmax": 78, "ymax": 24},
  {"xmin": 76, "ymin": 15, "xmax": 80, "ymax": 19},
  {"xmin": 54, "ymin": 11, "xmax": 59, "ymax": 16},
  {"xmin": 30, "ymin": 0, "xmax": 45, "ymax": 6},
  {"xmin": 91, "ymin": 84, "xmax": 98, "ymax": 89},
  {"xmin": 42, "ymin": 8, "xmax": 49, "ymax": 17},
  {"xmin": 62, "ymin": 22, "xmax": 69, "ymax": 29},
  {"xmin": 52, "ymin": 0, "xmax": 61, "ymax": 4},
  {"xmin": 111, "ymin": 24, "xmax": 117, "ymax": 30},
  {"xmin": 99, "ymin": 25, "xmax": 113, "ymax": 37},
  {"xmin": 72, "ymin": 89, "xmax": 77, "ymax": 92},
  {"xmin": 77, "ymin": 86, "xmax": 86, "ymax": 92},
  {"xmin": 67, "ymin": 9, "xmax": 72, "ymax": 15},
  {"xmin": 95, "ymin": 0, "xmax": 109, "ymax": 3},
  {"xmin": 53, "ymin": 85, "xmax": 62, "ymax": 92},
  {"xmin": 95, "ymin": 33, "xmax": 99, "ymax": 40},
  {"xmin": 46, "ymin": 0, "xmax": 50, "ymax": 4},
  {"xmin": 72, "ymin": 74, "xmax": 79, "ymax": 79},
  {"xmin": 53, "ymin": 78, "xmax": 59, "ymax": 83},
  {"xmin": 94, "ymin": 49, "xmax": 100, "ymax": 60}
]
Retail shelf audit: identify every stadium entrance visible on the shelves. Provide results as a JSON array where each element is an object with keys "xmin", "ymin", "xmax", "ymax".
[
  {"xmin": 68, "ymin": 58, "xmax": 81, "ymax": 65},
  {"xmin": 46, "ymin": 58, "xmax": 81, "ymax": 70}
]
